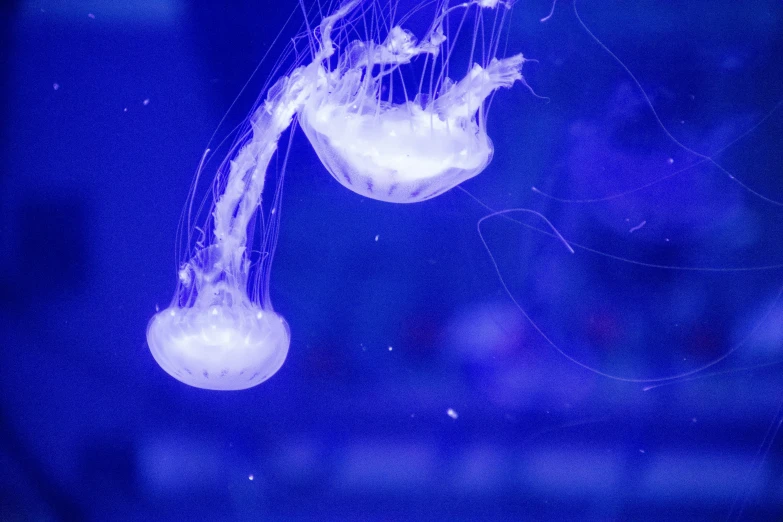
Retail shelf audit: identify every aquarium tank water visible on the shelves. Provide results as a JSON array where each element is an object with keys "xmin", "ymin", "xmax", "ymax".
[{"xmin": 1, "ymin": 0, "xmax": 782, "ymax": 520}]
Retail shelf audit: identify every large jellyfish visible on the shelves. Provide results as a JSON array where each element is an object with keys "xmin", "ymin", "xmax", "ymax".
[
  {"xmin": 147, "ymin": 0, "xmax": 523, "ymax": 390},
  {"xmin": 299, "ymin": 0, "xmax": 524, "ymax": 203}
]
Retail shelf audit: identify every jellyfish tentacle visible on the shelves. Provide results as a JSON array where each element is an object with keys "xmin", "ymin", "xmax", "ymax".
[
  {"xmin": 434, "ymin": 54, "xmax": 523, "ymax": 121},
  {"xmin": 315, "ymin": 0, "xmax": 362, "ymax": 62},
  {"xmin": 209, "ymin": 67, "xmax": 319, "ymax": 287}
]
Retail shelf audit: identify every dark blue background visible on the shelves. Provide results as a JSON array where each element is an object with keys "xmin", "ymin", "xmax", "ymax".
[{"xmin": 1, "ymin": 0, "xmax": 782, "ymax": 520}]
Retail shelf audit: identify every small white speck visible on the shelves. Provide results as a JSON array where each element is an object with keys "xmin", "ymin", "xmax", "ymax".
[
  {"xmin": 629, "ymin": 220, "xmax": 646, "ymax": 233},
  {"xmin": 248, "ymin": 474, "xmax": 254, "ymax": 481},
  {"xmin": 374, "ymin": 235, "xmax": 379, "ymax": 242},
  {"xmin": 53, "ymin": 83, "xmax": 60, "ymax": 90},
  {"xmin": 639, "ymin": 449, "xmax": 645, "ymax": 454},
  {"xmin": 123, "ymin": 107, "xmax": 128, "ymax": 112},
  {"xmin": 142, "ymin": 98, "xmax": 150, "ymax": 106},
  {"xmin": 87, "ymin": 13, "xmax": 95, "ymax": 19},
  {"xmin": 447, "ymin": 408, "xmax": 458, "ymax": 419},
  {"xmin": 667, "ymin": 158, "xmax": 674, "ymax": 164},
  {"xmin": 388, "ymin": 346, "xmax": 393, "ymax": 351},
  {"xmin": 664, "ymin": 238, "xmax": 670, "ymax": 242}
]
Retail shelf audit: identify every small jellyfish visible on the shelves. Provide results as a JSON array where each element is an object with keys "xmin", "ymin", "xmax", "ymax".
[
  {"xmin": 298, "ymin": 0, "xmax": 525, "ymax": 203},
  {"xmin": 146, "ymin": 64, "xmax": 315, "ymax": 390}
]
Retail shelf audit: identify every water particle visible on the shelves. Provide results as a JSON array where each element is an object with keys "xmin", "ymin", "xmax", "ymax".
[
  {"xmin": 447, "ymin": 408, "xmax": 459, "ymax": 419},
  {"xmin": 629, "ymin": 220, "xmax": 647, "ymax": 233}
]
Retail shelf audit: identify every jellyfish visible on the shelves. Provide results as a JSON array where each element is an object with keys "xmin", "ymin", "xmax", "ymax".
[
  {"xmin": 144, "ymin": 73, "xmax": 304, "ymax": 390},
  {"xmin": 144, "ymin": 45, "xmax": 331, "ymax": 389},
  {"xmin": 147, "ymin": 0, "xmax": 523, "ymax": 389},
  {"xmin": 299, "ymin": 0, "xmax": 525, "ymax": 203}
]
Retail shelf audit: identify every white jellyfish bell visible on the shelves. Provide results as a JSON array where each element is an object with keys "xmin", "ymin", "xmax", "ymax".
[
  {"xmin": 147, "ymin": 0, "xmax": 524, "ymax": 390},
  {"xmin": 299, "ymin": 0, "xmax": 525, "ymax": 203}
]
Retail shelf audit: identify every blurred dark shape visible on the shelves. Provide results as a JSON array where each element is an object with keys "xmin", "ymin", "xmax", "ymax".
[
  {"xmin": 16, "ymin": 196, "xmax": 89, "ymax": 299},
  {"xmin": 79, "ymin": 434, "xmax": 136, "ymax": 496},
  {"xmin": 0, "ymin": 403, "xmax": 83, "ymax": 521},
  {"xmin": 0, "ymin": 0, "xmax": 16, "ymax": 310}
]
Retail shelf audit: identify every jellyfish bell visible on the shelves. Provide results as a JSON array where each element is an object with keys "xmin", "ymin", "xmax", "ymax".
[
  {"xmin": 147, "ymin": 244, "xmax": 291, "ymax": 391},
  {"xmin": 298, "ymin": 0, "xmax": 525, "ymax": 203},
  {"xmin": 147, "ymin": 298, "xmax": 290, "ymax": 392}
]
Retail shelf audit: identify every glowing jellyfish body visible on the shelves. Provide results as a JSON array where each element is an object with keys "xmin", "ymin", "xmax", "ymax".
[
  {"xmin": 147, "ymin": 0, "xmax": 523, "ymax": 389},
  {"xmin": 147, "ymin": 68, "xmax": 315, "ymax": 390},
  {"xmin": 299, "ymin": 0, "xmax": 524, "ymax": 203}
]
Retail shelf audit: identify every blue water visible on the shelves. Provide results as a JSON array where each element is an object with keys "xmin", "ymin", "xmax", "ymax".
[{"xmin": 1, "ymin": 0, "xmax": 782, "ymax": 520}]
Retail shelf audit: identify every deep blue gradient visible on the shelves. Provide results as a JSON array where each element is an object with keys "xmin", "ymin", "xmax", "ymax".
[{"xmin": 1, "ymin": 1, "xmax": 782, "ymax": 520}]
